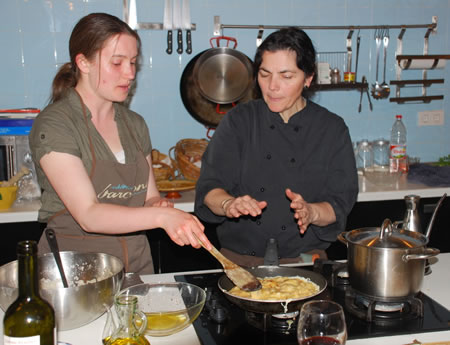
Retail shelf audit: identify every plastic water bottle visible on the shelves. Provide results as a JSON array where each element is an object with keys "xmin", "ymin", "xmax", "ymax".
[{"xmin": 390, "ymin": 114, "xmax": 408, "ymax": 172}]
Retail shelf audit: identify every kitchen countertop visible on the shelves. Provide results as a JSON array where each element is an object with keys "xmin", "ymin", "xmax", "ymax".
[
  {"xmin": 1, "ymin": 253, "xmax": 449, "ymax": 345},
  {"xmin": 1, "ymin": 175, "xmax": 449, "ymax": 224}
]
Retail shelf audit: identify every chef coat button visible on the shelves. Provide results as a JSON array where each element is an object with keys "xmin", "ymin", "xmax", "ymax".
[
  {"xmin": 260, "ymin": 187, "xmax": 265, "ymax": 192},
  {"xmin": 281, "ymin": 225, "xmax": 286, "ymax": 231},
  {"xmin": 294, "ymin": 126, "xmax": 300, "ymax": 132},
  {"xmin": 251, "ymin": 251, "xmax": 256, "ymax": 256},
  {"xmin": 270, "ymin": 125, "xmax": 275, "ymax": 129},
  {"xmin": 266, "ymin": 154, "xmax": 271, "ymax": 159},
  {"xmin": 290, "ymin": 158, "xmax": 296, "ymax": 163},
  {"xmin": 256, "ymin": 220, "xmax": 261, "ymax": 225}
]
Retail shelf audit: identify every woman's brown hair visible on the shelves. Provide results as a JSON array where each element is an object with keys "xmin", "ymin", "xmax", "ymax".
[{"xmin": 51, "ymin": 12, "xmax": 141, "ymax": 103}]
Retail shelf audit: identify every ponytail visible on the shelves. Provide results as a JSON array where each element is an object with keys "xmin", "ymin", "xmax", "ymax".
[{"xmin": 51, "ymin": 62, "xmax": 78, "ymax": 103}]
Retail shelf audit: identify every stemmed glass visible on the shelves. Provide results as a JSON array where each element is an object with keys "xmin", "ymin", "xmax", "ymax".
[{"xmin": 297, "ymin": 300, "xmax": 347, "ymax": 345}]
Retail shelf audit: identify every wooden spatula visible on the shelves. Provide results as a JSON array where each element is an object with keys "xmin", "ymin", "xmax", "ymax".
[{"xmin": 194, "ymin": 234, "xmax": 261, "ymax": 292}]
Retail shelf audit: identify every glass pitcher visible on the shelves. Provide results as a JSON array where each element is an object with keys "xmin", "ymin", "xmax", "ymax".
[{"xmin": 102, "ymin": 295, "xmax": 149, "ymax": 345}]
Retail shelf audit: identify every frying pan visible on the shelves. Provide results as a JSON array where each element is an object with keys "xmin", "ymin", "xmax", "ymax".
[
  {"xmin": 218, "ymin": 265, "xmax": 327, "ymax": 314},
  {"xmin": 193, "ymin": 37, "xmax": 254, "ymax": 104},
  {"xmin": 180, "ymin": 49, "xmax": 256, "ymax": 128}
]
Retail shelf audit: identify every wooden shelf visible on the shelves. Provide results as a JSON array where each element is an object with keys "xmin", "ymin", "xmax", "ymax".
[{"xmin": 310, "ymin": 82, "xmax": 368, "ymax": 91}]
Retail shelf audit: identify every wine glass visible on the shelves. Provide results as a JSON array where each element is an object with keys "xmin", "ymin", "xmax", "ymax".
[{"xmin": 297, "ymin": 300, "xmax": 347, "ymax": 345}]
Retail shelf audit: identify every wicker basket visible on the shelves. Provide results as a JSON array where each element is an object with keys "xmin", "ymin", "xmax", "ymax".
[
  {"xmin": 151, "ymin": 149, "xmax": 176, "ymax": 181},
  {"xmin": 171, "ymin": 139, "xmax": 209, "ymax": 181}
]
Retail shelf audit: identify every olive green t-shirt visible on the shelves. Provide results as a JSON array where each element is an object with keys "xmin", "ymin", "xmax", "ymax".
[{"xmin": 29, "ymin": 89, "xmax": 152, "ymax": 222}]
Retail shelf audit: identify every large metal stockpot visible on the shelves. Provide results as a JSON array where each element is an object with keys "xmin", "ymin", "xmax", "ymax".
[{"xmin": 338, "ymin": 219, "xmax": 439, "ymax": 300}]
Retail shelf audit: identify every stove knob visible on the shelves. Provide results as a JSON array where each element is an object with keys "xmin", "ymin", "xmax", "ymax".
[{"xmin": 209, "ymin": 306, "xmax": 227, "ymax": 324}]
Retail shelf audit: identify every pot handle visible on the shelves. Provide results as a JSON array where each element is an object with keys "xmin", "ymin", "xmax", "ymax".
[
  {"xmin": 392, "ymin": 220, "xmax": 404, "ymax": 230},
  {"xmin": 402, "ymin": 247, "xmax": 440, "ymax": 262},
  {"xmin": 337, "ymin": 232, "xmax": 348, "ymax": 245}
]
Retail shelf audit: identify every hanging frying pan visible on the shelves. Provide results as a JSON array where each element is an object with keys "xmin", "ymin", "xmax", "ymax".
[
  {"xmin": 193, "ymin": 36, "xmax": 254, "ymax": 104},
  {"xmin": 180, "ymin": 38, "xmax": 256, "ymax": 128}
]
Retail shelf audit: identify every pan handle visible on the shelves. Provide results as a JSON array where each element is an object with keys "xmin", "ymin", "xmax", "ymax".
[
  {"xmin": 337, "ymin": 232, "xmax": 348, "ymax": 245},
  {"xmin": 206, "ymin": 127, "xmax": 215, "ymax": 139},
  {"xmin": 210, "ymin": 36, "xmax": 238, "ymax": 49},
  {"xmin": 402, "ymin": 247, "xmax": 440, "ymax": 262},
  {"xmin": 216, "ymin": 103, "xmax": 236, "ymax": 115}
]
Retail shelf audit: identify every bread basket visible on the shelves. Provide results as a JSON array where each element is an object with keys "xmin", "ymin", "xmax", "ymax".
[
  {"xmin": 170, "ymin": 139, "xmax": 209, "ymax": 181},
  {"xmin": 151, "ymin": 149, "xmax": 176, "ymax": 182}
]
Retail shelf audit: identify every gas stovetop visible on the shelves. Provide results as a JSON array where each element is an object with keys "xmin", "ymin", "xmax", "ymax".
[{"xmin": 174, "ymin": 261, "xmax": 450, "ymax": 345}]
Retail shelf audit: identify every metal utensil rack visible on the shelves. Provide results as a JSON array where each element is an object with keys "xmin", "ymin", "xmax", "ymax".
[
  {"xmin": 213, "ymin": 16, "xmax": 447, "ymax": 103},
  {"xmin": 122, "ymin": 0, "xmax": 196, "ymax": 30}
]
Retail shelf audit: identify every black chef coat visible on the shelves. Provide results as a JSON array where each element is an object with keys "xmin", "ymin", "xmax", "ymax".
[{"xmin": 195, "ymin": 98, "xmax": 358, "ymax": 257}]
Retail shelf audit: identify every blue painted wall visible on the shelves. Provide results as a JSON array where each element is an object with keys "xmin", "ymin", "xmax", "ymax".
[{"xmin": 1, "ymin": 0, "xmax": 449, "ymax": 162}]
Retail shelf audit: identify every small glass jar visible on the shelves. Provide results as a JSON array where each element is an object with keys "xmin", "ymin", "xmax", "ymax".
[
  {"xmin": 330, "ymin": 68, "xmax": 341, "ymax": 84},
  {"xmin": 372, "ymin": 139, "xmax": 390, "ymax": 168},
  {"xmin": 355, "ymin": 140, "xmax": 374, "ymax": 172}
]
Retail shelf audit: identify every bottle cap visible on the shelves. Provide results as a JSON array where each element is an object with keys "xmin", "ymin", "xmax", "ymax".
[{"xmin": 396, "ymin": 114, "xmax": 402, "ymax": 119}]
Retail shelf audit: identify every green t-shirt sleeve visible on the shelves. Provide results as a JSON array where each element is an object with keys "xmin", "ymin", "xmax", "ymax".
[{"xmin": 29, "ymin": 108, "xmax": 81, "ymax": 169}]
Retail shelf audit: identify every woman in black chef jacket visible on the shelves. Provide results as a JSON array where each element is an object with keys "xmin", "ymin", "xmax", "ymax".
[
  {"xmin": 29, "ymin": 13, "xmax": 211, "ymax": 275},
  {"xmin": 194, "ymin": 27, "xmax": 358, "ymax": 267}
]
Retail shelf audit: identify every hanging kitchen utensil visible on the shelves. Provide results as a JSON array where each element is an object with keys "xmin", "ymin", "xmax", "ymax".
[
  {"xmin": 163, "ymin": 0, "xmax": 173, "ymax": 54},
  {"xmin": 173, "ymin": 0, "xmax": 183, "ymax": 54},
  {"xmin": 358, "ymin": 84, "xmax": 364, "ymax": 113},
  {"xmin": 380, "ymin": 29, "xmax": 391, "ymax": 98},
  {"xmin": 182, "ymin": 0, "xmax": 192, "ymax": 54},
  {"xmin": 364, "ymin": 76, "xmax": 373, "ymax": 111},
  {"xmin": 127, "ymin": 0, "xmax": 137, "ymax": 30},
  {"xmin": 45, "ymin": 228, "xmax": 69, "ymax": 288},
  {"xmin": 355, "ymin": 31, "xmax": 361, "ymax": 81},
  {"xmin": 193, "ymin": 233, "xmax": 262, "ymax": 292},
  {"xmin": 193, "ymin": 36, "xmax": 253, "ymax": 104},
  {"xmin": 371, "ymin": 29, "xmax": 384, "ymax": 99}
]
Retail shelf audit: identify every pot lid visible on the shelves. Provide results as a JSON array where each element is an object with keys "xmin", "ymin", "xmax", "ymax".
[{"xmin": 346, "ymin": 219, "xmax": 427, "ymax": 249}]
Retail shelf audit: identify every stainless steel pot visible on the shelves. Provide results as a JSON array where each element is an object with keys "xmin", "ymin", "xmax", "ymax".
[{"xmin": 338, "ymin": 219, "xmax": 439, "ymax": 300}]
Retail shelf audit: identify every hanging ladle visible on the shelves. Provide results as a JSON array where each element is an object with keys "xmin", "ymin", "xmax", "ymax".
[
  {"xmin": 379, "ymin": 29, "xmax": 391, "ymax": 98},
  {"xmin": 371, "ymin": 29, "xmax": 383, "ymax": 99},
  {"xmin": 45, "ymin": 228, "xmax": 69, "ymax": 288}
]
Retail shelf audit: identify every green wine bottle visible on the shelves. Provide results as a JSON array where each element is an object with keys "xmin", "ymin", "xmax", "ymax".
[{"xmin": 3, "ymin": 240, "xmax": 56, "ymax": 345}]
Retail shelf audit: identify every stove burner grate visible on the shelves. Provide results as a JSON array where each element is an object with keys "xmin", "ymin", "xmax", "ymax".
[
  {"xmin": 246, "ymin": 311, "xmax": 298, "ymax": 334},
  {"xmin": 344, "ymin": 287, "xmax": 424, "ymax": 324}
]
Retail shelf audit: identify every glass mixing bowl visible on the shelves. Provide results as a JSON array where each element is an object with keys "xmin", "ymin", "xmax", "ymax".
[{"xmin": 117, "ymin": 282, "xmax": 206, "ymax": 337}]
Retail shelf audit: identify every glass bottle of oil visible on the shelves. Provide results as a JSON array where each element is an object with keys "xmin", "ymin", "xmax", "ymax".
[{"xmin": 103, "ymin": 295, "xmax": 149, "ymax": 345}]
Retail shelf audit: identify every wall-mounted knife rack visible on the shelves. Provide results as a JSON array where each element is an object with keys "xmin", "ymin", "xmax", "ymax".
[
  {"xmin": 122, "ymin": 0, "xmax": 196, "ymax": 30},
  {"xmin": 213, "ymin": 16, "xmax": 447, "ymax": 103}
]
